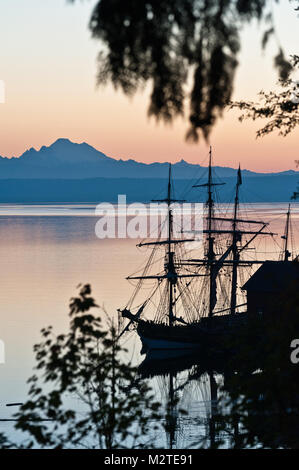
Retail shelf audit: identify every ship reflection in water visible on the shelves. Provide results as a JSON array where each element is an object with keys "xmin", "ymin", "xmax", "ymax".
[
  {"xmin": 136, "ymin": 340, "xmax": 299, "ymax": 449},
  {"xmin": 137, "ymin": 350, "xmax": 220, "ymax": 449}
]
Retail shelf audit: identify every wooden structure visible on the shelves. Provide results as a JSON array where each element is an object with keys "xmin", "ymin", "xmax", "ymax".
[{"xmin": 242, "ymin": 260, "xmax": 299, "ymax": 315}]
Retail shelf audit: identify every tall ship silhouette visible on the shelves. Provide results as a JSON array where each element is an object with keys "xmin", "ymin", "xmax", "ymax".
[{"xmin": 119, "ymin": 149, "xmax": 297, "ymax": 352}]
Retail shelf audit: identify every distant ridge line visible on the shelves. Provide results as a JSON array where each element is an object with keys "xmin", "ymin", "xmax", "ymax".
[{"xmin": 0, "ymin": 138, "xmax": 297, "ymax": 180}]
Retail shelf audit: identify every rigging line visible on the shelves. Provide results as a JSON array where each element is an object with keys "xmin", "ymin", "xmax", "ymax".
[
  {"xmin": 137, "ymin": 211, "xmax": 168, "ymax": 249},
  {"xmin": 133, "ymin": 240, "xmax": 162, "ymax": 273},
  {"xmin": 119, "ymin": 279, "xmax": 165, "ymax": 341},
  {"xmin": 196, "ymin": 274, "xmax": 208, "ymax": 316},
  {"xmin": 150, "ymin": 281, "xmax": 164, "ymax": 319},
  {"xmin": 120, "ymin": 326, "xmax": 139, "ymax": 352},
  {"xmin": 189, "ymin": 167, "xmax": 225, "ymax": 206},
  {"xmin": 270, "ymin": 232, "xmax": 284, "ymax": 252},
  {"xmin": 154, "ymin": 282, "xmax": 166, "ymax": 323},
  {"xmin": 126, "ymin": 244, "xmax": 159, "ymax": 308},
  {"xmin": 130, "ymin": 279, "xmax": 163, "ymax": 312},
  {"xmin": 141, "ymin": 202, "xmax": 173, "ymax": 248},
  {"xmin": 184, "ymin": 286, "xmax": 199, "ymax": 322},
  {"xmin": 218, "ymin": 273, "xmax": 229, "ymax": 308},
  {"xmin": 147, "ymin": 291, "xmax": 160, "ymax": 312},
  {"xmin": 289, "ymin": 216, "xmax": 297, "ymax": 258},
  {"xmin": 128, "ymin": 252, "xmax": 167, "ymax": 278},
  {"xmin": 180, "ymin": 152, "xmax": 212, "ymax": 199},
  {"xmin": 175, "ymin": 282, "xmax": 192, "ymax": 318},
  {"xmin": 212, "ymin": 169, "xmax": 228, "ymax": 189},
  {"xmin": 170, "ymin": 166, "xmax": 186, "ymax": 204},
  {"xmin": 239, "ymin": 183, "xmax": 268, "ymax": 204},
  {"xmin": 156, "ymin": 283, "xmax": 170, "ymax": 323},
  {"xmin": 147, "ymin": 165, "xmax": 177, "ymax": 203}
]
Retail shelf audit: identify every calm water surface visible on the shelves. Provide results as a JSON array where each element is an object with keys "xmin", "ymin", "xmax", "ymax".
[{"xmin": 0, "ymin": 203, "xmax": 298, "ymax": 447}]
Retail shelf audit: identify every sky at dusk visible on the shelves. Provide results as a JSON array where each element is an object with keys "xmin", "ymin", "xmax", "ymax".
[{"xmin": 0, "ymin": 0, "xmax": 298, "ymax": 171}]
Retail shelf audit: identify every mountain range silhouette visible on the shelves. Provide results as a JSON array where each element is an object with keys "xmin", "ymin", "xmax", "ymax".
[
  {"xmin": 1, "ymin": 138, "xmax": 297, "ymax": 180},
  {"xmin": 0, "ymin": 139, "xmax": 297, "ymax": 202}
]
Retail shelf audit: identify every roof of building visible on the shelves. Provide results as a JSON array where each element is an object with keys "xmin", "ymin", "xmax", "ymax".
[{"xmin": 242, "ymin": 260, "xmax": 299, "ymax": 293}]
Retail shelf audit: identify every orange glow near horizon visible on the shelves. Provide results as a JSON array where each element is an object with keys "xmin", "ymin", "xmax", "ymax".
[{"xmin": 0, "ymin": 0, "xmax": 298, "ymax": 172}]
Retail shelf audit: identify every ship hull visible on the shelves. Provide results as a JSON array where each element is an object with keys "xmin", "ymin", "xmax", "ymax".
[
  {"xmin": 139, "ymin": 334, "xmax": 201, "ymax": 351},
  {"xmin": 136, "ymin": 314, "xmax": 248, "ymax": 353},
  {"xmin": 137, "ymin": 320, "xmax": 205, "ymax": 353}
]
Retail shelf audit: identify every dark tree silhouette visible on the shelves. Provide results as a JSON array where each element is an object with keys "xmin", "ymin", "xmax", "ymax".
[
  {"xmin": 231, "ymin": 55, "xmax": 299, "ymax": 138},
  {"xmin": 69, "ymin": 0, "xmax": 297, "ymax": 141},
  {"xmin": 1, "ymin": 285, "xmax": 161, "ymax": 449},
  {"xmin": 230, "ymin": 54, "xmax": 299, "ymax": 200}
]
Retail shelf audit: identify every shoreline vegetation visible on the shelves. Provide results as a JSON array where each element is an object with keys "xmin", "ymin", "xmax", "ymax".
[{"xmin": 1, "ymin": 282, "xmax": 299, "ymax": 449}]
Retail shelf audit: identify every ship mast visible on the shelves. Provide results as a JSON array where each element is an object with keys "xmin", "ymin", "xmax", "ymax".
[
  {"xmin": 207, "ymin": 147, "xmax": 214, "ymax": 259},
  {"xmin": 193, "ymin": 147, "xmax": 224, "ymax": 317},
  {"xmin": 167, "ymin": 164, "xmax": 175, "ymax": 326},
  {"xmin": 185, "ymin": 163, "xmax": 277, "ymax": 317},
  {"xmin": 122, "ymin": 157, "xmax": 277, "ymax": 330},
  {"xmin": 282, "ymin": 204, "xmax": 291, "ymax": 262},
  {"xmin": 230, "ymin": 165, "xmax": 242, "ymax": 315},
  {"xmin": 124, "ymin": 163, "xmax": 208, "ymax": 327},
  {"xmin": 207, "ymin": 148, "xmax": 216, "ymax": 318}
]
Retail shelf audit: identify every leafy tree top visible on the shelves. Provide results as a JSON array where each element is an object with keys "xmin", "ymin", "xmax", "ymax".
[{"xmin": 70, "ymin": 0, "xmax": 298, "ymax": 141}]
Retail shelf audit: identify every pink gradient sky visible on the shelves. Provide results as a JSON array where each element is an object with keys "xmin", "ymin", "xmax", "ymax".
[{"xmin": 0, "ymin": 0, "xmax": 298, "ymax": 172}]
